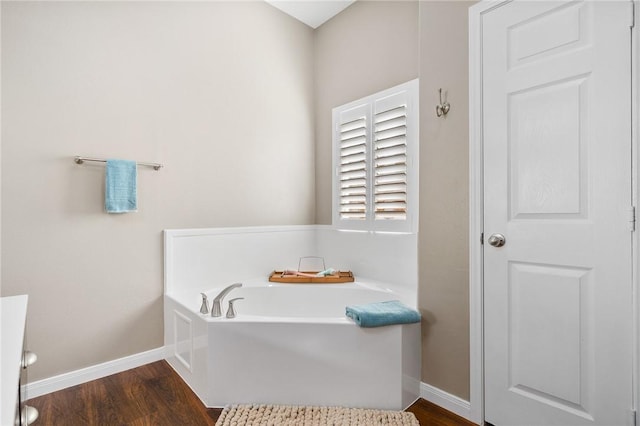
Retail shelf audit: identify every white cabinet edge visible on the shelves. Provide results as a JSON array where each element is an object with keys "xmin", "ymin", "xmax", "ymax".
[{"xmin": 1, "ymin": 295, "xmax": 29, "ymax": 426}]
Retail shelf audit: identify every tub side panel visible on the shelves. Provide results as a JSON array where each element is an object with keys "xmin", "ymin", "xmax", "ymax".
[
  {"xmin": 164, "ymin": 296, "xmax": 209, "ymax": 406},
  {"xmin": 401, "ymin": 322, "xmax": 421, "ymax": 408},
  {"xmin": 207, "ymin": 322, "xmax": 404, "ymax": 409}
]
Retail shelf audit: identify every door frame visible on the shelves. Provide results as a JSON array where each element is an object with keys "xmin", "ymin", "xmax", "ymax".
[{"xmin": 468, "ymin": 1, "xmax": 639, "ymax": 424}]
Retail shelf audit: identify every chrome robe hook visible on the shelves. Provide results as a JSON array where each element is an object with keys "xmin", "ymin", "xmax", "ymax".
[{"xmin": 436, "ymin": 88, "xmax": 450, "ymax": 117}]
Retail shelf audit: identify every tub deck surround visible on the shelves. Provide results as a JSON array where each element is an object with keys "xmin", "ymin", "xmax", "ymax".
[
  {"xmin": 171, "ymin": 279, "xmax": 407, "ymax": 322},
  {"xmin": 164, "ymin": 282, "xmax": 420, "ymax": 410},
  {"xmin": 164, "ymin": 225, "xmax": 417, "ymax": 307},
  {"xmin": 163, "ymin": 226, "xmax": 420, "ymax": 410}
]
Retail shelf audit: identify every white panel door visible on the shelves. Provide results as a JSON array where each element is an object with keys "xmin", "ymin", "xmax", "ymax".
[{"xmin": 482, "ymin": 1, "xmax": 633, "ymax": 425}]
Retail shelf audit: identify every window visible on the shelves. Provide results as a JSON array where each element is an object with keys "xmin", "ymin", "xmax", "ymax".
[{"xmin": 332, "ymin": 79, "xmax": 419, "ymax": 232}]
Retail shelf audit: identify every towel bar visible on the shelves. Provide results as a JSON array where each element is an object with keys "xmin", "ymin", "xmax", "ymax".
[{"xmin": 74, "ymin": 156, "xmax": 163, "ymax": 170}]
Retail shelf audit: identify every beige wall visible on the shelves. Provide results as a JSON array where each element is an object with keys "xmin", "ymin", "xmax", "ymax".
[
  {"xmin": 1, "ymin": 1, "xmax": 315, "ymax": 381},
  {"xmin": 2, "ymin": 0, "xmax": 476, "ymax": 401},
  {"xmin": 314, "ymin": 0, "xmax": 420, "ymax": 224},
  {"xmin": 419, "ymin": 1, "xmax": 475, "ymax": 400}
]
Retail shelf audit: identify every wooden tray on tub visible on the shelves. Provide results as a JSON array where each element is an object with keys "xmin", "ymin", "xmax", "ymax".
[{"xmin": 269, "ymin": 270, "xmax": 355, "ymax": 284}]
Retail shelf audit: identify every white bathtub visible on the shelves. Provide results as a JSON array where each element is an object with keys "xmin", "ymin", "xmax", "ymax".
[{"xmin": 164, "ymin": 280, "xmax": 421, "ymax": 410}]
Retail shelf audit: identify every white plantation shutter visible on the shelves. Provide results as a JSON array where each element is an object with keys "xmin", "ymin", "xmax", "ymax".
[
  {"xmin": 374, "ymin": 101, "xmax": 408, "ymax": 221},
  {"xmin": 338, "ymin": 107, "xmax": 368, "ymax": 220},
  {"xmin": 332, "ymin": 79, "xmax": 418, "ymax": 232}
]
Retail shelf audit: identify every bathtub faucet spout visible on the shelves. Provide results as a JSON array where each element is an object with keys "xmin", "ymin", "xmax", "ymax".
[{"xmin": 211, "ymin": 283, "xmax": 242, "ymax": 317}]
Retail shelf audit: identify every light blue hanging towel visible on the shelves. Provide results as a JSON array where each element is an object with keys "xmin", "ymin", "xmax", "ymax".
[
  {"xmin": 345, "ymin": 300, "xmax": 421, "ymax": 328},
  {"xmin": 105, "ymin": 159, "xmax": 137, "ymax": 213}
]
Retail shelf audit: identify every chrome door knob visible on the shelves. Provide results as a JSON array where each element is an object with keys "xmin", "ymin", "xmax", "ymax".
[
  {"xmin": 21, "ymin": 405, "xmax": 39, "ymax": 425},
  {"xmin": 488, "ymin": 233, "xmax": 506, "ymax": 247},
  {"xmin": 22, "ymin": 350, "xmax": 37, "ymax": 369}
]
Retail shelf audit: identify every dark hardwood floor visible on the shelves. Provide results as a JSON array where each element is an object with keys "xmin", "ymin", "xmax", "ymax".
[{"xmin": 27, "ymin": 361, "xmax": 476, "ymax": 425}]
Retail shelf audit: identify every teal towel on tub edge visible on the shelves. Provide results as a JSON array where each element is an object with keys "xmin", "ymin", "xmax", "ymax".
[
  {"xmin": 345, "ymin": 300, "xmax": 421, "ymax": 327},
  {"xmin": 105, "ymin": 159, "xmax": 137, "ymax": 213}
]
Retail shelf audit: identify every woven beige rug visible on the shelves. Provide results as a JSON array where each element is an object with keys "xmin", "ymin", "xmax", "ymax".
[{"xmin": 215, "ymin": 404, "xmax": 419, "ymax": 426}]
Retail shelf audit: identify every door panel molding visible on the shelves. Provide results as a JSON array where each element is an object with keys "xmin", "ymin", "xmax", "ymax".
[{"xmin": 469, "ymin": 1, "xmax": 638, "ymax": 425}]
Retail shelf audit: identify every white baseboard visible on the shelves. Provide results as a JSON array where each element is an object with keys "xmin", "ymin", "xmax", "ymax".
[
  {"xmin": 24, "ymin": 347, "xmax": 168, "ymax": 400},
  {"xmin": 420, "ymin": 382, "xmax": 472, "ymax": 422}
]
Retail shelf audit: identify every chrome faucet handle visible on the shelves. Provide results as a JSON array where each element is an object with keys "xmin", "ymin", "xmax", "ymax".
[
  {"xmin": 211, "ymin": 282, "xmax": 243, "ymax": 317},
  {"xmin": 200, "ymin": 293, "xmax": 210, "ymax": 314},
  {"xmin": 226, "ymin": 298, "xmax": 244, "ymax": 319}
]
